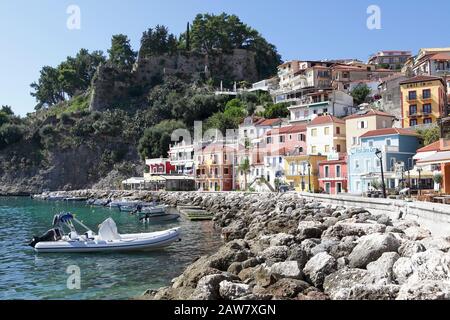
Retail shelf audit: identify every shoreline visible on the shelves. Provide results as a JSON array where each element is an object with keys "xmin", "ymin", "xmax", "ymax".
[{"xmin": 27, "ymin": 190, "xmax": 450, "ymax": 300}]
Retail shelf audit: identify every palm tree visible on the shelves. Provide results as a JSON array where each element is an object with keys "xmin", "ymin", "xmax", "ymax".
[{"xmin": 239, "ymin": 158, "xmax": 251, "ymax": 191}]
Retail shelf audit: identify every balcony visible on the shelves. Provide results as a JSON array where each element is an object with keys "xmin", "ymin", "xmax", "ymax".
[{"xmin": 408, "ymin": 111, "xmax": 421, "ymax": 117}]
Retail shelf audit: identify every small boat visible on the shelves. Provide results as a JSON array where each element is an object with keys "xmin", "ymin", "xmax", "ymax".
[
  {"xmin": 139, "ymin": 212, "xmax": 180, "ymax": 223},
  {"xmin": 87, "ymin": 199, "xmax": 111, "ymax": 207},
  {"xmin": 64, "ymin": 197, "xmax": 88, "ymax": 202},
  {"xmin": 109, "ymin": 199, "xmax": 143, "ymax": 208},
  {"xmin": 29, "ymin": 213, "xmax": 181, "ymax": 253}
]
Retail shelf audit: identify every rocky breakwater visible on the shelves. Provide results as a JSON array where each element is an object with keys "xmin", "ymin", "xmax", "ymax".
[{"xmin": 144, "ymin": 192, "xmax": 450, "ymax": 300}]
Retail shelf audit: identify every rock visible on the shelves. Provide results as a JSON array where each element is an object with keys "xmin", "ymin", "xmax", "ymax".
[
  {"xmin": 393, "ymin": 219, "xmax": 420, "ymax": 231},
  {"xmin": 219, "ymin": 281, "xmax": 250, "ymax": 300},
  {"xmin": 366, "ymin": 252, "xmax": 400, "ymax": 284},
  {"xmin": 348, "ymin": 233, "xmax": 401, "ymax": 268},
  {"xmin": 323, "ymin": 268, "xmax": 376, "ymax": 300},
  {"xmin": 328, "ymin": 237, "xmax": 357, "ymax": 259},
  {"xmin": 259, "ymin": 246, "xmax": 289, "ymax": 264},
  {"xmin": 238, "ymin": 267, "xmax": 258, "ymax": 282},
  {"xmin": 403, "ymin": 226, "xmax": 432, "ymax": 241},
  {"xmin": 270, "ymin": 261, "xmax": 303, "ymax": 280},
  {"xmin": 297, "ymin": 290, "xmax": 330, "ymax": 300},
  {"xmin": 420, "ymin": 237, "xmax": 450, "ymax": 253},
  {"xmin": 398, "ymin": 241, "xmax": 426, "ymax": 257},
  {"xmin": 242, "ymin": 257, "xmax": 262, "ymax": 269},
  {"xmin": 322, "ymin": 222, "xmax": 386, "ymax": 240},
  {"xmin": 304, "ymin": 252, "xmax": 337, "ymax": 287},
  {"xmin": 287, "ymin": 247, "xmax": 310, "ymax": 269},
  {"xmin": 335, "ymin": 284, "xmax": 400, "ymax": 300},
  {"xmin": 311, "ymin": 239, "xmax": 340, "ymax": 256},
  {"xmin": 408, "ymin": 249, "xmax": 450, "ymax": 282},
  {"xmin": 392, "ymin": 257, "xmax": 414, "ymax": 285},
  {"xmin": 300, "ymin": 239, "xmax": 321, "ymax": 256},
  {"xmin": 221, "ymin": 220, "xmax": 248, "ymax": 241},
  {"xmin": 254, "ymin": 265, "xmax": 276, "ymax": 288},
  {"xmin": 193, "ymin": 273, "xmax": 239, "ymax": 300},
  {"xmin": 376, "ymin": 215, "xmax": 392, "ymax": 226},
  {"xmin": 209, "ymin": 240, "xmax": 252, "ymax": 271},
  {"xmin": 261, "ymin": 279, "xmax": 311, "ymax": 299},
  {"xmin": 297, "ymin": 221, "xmax": 323, "ymax": 239},
  {"xmin": 397, "ymin": 280, "xmax": 450, "ymax": 300},
  {"xmin": 269, "ymin": 233, "xmax": 295, "ymax": 247},
  {"xmin": 227, "ymin": 262, "xmax": 243, "ymax": 275}
]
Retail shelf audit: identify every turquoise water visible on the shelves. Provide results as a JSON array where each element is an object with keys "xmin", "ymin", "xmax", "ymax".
[{"xmin": 0, "ymin": 197, "xmax": 222, "ymax": 300}]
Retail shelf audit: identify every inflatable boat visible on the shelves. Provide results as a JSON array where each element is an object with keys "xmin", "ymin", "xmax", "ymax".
[{"xmin": 29, "ymin": 213, "xmax": 181, "ymax": 253}]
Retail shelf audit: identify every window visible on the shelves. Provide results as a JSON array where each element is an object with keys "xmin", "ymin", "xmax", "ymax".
[
  {"xmin": 410, "ymin": 119, "xmax": 418, "ymax": 127},
  {"xmin": 408, "ymin": 91, "xmax": 417, "ymax": 100},
  {"xmin": 355, "ymin": 160, "xmax": 360, "ymax": 169},
  {"xmin": 424, "ymin": 118, "xmax": 433, "ymax": 124},
  {"xmin": 382, "ymin": 120, "xmax": 387, "ymax": 128},
  {"xmin": 409, "ymin": 105, "xmax": 417, "ymax": 115},
  {"xmin": 324, "ymin": 127, "xmax": 330, "ymax": 135},
  {"xmin": 266, "ymin": 137, "xmax": 272, "ymax": 144},
  {"xmin": 324, "ymin": 166, "xmax": 330, "ymax": 178},
  {"xmin": 423, "ymin": 89, "xmax": 431, "ymax": 99},
  {"xmin": 336, "ymin": 144, "xmax": 341, "ymax": 152},
  {"xmin": 279, "ymin": 157, "xmax": 282, "ymax": 164},
  {"xmin": 358, "ymin": 121, "xmax": 367, "ymax": 129},
  {"xmin": 336, "ymin": 165, "xmax": 341, "ymax": 178},
  {"xmin": 352, "ymin": 137, "xmax": 358, "ymax": 145},
  {"xmin": 311, "ymin": 146, "xmax": 317, "ymax": 154},
  {"xmin": 366, "ymin": 159, "xmax": 371, "ymax": 171},
  {"xmin": 386, "ymin": 139, "xmax": 392, "ymax": 146},
  {"xmin": 279, "ymin": 136, "xmax": 285, "ymax": 143},
  {"xmin": 390, "ymin": 158, "xmax": 396, "ymax": 171},
  {"xmin": 336, "ymin": 182, "xmax": 342, "ymax": 194},
  {"xmin": 224, "ymin": 168, "xmax": 229, "ymax": 175},
  {"xmin": 423, "ymin": 104, "xmax": 432, "ymax": 114},
  {"xmin": 311, "ymin": 129, "xmax": 318, "ymax": 137},
  {"xmin": 336, "ymin": 127, "xmax": 341, "ymax": 134},
  {"xmin": 298, "ymin": 134, "xmax": 305, "ymax": 141},
  {"xmin": 368, "ymin": 140, "xmax": 374, "ymax": 147},
  {"xmin": 289, "ymin": 135, "xmax": 293, "ymax": 140}
]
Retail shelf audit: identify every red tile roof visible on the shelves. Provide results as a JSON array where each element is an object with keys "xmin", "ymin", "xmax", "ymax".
[
  {"xmin": 359, "ymin": 128, "xmax": 419, "ymax": 138},
  {"xmin": 399, "ymin": 75, "xmax": 445, "ymax": 86},
  {"xmin": 266, "ymin": 124, "xmax": 307, "ymax": 136},
  {"xmin": 309, "ymin": 115, "xmax": 345, "ymax": 126},
  {"xmin": 430, "ymin": 53, "xmax": 450, "ymax": 61},
  {"xmin": 416, "ymin": 141, "xmax": 442, "ymax": 153},
  {"xmin": 344, "ymin": 109, "xmax": 395, "ymax": 120},
  {"xmin": 258, "ymin": 118, "xmax": 283, "ymax": 126}
]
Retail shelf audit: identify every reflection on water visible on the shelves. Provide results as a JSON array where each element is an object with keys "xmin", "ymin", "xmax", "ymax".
[{"xmin": 0, "ymin": 197, "xmax": 222, "ymax": 300}]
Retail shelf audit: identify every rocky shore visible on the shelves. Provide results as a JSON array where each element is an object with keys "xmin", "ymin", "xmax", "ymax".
[{"xmin": 33, "ymin": 190, "xmax": 450, "ymax": 300}]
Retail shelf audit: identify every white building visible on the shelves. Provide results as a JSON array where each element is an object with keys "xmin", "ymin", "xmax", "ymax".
[
  {"xmin": 289, "ymin": 90, "xmax": 355, "ymax": 123},
  {"xmin": 168, "ymin": 141, "xmax": 195, "ymax": 175},
  {"xmin": 307, "ymin": 115, "xmax": 347, "ymax": 156}
]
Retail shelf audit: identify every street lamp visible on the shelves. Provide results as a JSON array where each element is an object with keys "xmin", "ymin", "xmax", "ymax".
[
  {"xmin": 307, "ymin": 162, "xmax": 312, "ymax": 193},
  {"xmin": 375, "ymin": 149, "xmax": 387, "ymax": 199}
]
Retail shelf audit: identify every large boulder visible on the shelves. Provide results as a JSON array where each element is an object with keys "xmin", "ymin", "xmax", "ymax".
[
  {"xmin": 408, "ymin": 249, "xmax": 450, "ymax": 282},
  {"xmin": 297, "ymin": 221, "xmax": 323, "ymax": 240},
  {"xmin": 323, "ymin": 268, "xmax": 376, "ymax": 300},
  {"xmin": 420, "ymin": 237, "xmax": 450, "ymax": 253},
  {"xmin": 392, "ymin": 257, "xmax": 414, "ymax": 285},
  {"xmin": 303, "ymin": 252, "xmax": 337, "ymax": 287},
  {"xmin": 219, "ymin": 281, "xmax": 250, "ymax": 300},
  {"xmin": 287, "ymin": 247, "xmax": 310, "ymax": 269},
  {"xmin": 403, "ymin": 226, "xmax": 432, "ymax": 241},
  {"xmin": 397, "ymin": 280, "xmax": 450, "ymax": 300},
  {"xmin": 192, "ymin": 273, "xmax": 239, "ymax": 300},
  {"xmin": 269, "ymin": 233, "xmax": 296, "ymax": 247},
  {"xmin": 322, "ymin": 221, "xmax": 386, "ymax": 240},
  {"xmin": 398, "ymin": 241, "xmax": 426, "ymax": 258},
  {"xmin": 259, "ymin": 246, "xmax": 289, "ymax": 264},
  {"xmin": 348, "ymin": 233, "xmax": 401, "ymax": 268},
  {"xmin": 366, "ymin": 252, "xmax": 400, "ymax": 284},
  {"xmin": 270, "ymin": 261, "xmax": 303, "ymax": 280},
  {"xmin": 254, "ymin": 278, "xmax": 310, "ymax": 299}
]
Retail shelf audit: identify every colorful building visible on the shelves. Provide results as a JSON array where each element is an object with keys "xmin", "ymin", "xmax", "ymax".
[
  {"xmin": 348, "ymin": 128, "xmax": 420, "ymax": 194},
  {"xmin": 368, "ymin": 50, "xmax": 412, "ymax": 70},
  {"xmin": 168, "ymin": 141, "xmax": 195, "ymax": 175},
  {"xmin": 318, "ymin": 153, "xmax": 348, "ymax": 194},
  {"xmin": 400, "ymin": 76, "xmax": 447, "ymax": 128},
  {"xmin": 344, "ymin": 109, "xmax": 396, "ymax": 152},
  {"xmin": 145, "ymin": 158, "xmax": 175, "ymax": 177},
  {"xmin": 195, "ymin": 143, "xmax": 236, "ymax": 191},
  {"xmin": 307, "ymin": 115, "xmax": 347, "ymax": 156},
  {"xmin": 284, "ymin": 150, "xmax": 326, "ymax": 192}
]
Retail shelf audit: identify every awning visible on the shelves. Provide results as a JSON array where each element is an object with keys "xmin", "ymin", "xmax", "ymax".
[
  {"xmin": 122, "ymin": 177, "xmax": 145, "ymax": 185},
  {"xmin": 146, "ymin": 175, "xmax": 167, "ymax": 182},
  {"xmin": 417, "ymin": 151, "xmax": 450, "ymax": 166}
]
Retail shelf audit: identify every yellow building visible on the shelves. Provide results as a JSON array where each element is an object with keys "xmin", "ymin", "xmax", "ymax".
[
  {"xmin": 400, "ymin": 76, "xmax": 447, "ymax": 128},
  {"xmin": 284, "ymin": 151, "xmax": 326, "ymax": 192}
]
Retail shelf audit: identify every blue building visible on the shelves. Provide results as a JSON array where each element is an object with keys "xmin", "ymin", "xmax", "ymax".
[{"xmin": 348, "ymin": 128, "xmax": 420, "ymax": 194}]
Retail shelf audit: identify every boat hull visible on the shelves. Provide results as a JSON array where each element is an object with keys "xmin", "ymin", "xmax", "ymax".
[
  {"xmin": 140, "ymin": 213, "xmax": 180, "ymax": 223},
  {"xmin": 34, "ymin": 228, "xmax": 181, "ymax": 253}
]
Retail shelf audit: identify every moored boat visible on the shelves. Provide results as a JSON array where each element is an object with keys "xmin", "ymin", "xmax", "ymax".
[{"xmin": 29, "ymin": 213, "xmax": 181, "ymax": 253}]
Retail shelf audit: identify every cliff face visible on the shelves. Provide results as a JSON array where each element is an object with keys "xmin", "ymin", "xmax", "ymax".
[{"xmin": 89, "ymin": 49, "xmax": 258, "ymax": 111}]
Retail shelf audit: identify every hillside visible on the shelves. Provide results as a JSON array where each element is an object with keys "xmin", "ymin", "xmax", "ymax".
[{"xmin": 0, "ymin": 13, "xmax": 282, "ymax": 195}]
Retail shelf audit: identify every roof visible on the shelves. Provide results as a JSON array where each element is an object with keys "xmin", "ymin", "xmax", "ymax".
[
  {"xmin": 266, "ymin": 124, "xmax": 307, "ymax": 136},
  {"xmin": 344, "ymin": 109, "xmax": 395, "ymax": 120},
  {"xmin": 399, "ymin": 75, "xmax": 445, "ymax": 86},
  {"xmin": 430, "ymin": 53, "xmax": 450, "ymax": 60},
  {"xmin": 309, "ymin": 115, "xmax": 345, "ymax": 126},
  {"xmin": 417, "ymin": 151, "xmax": 450, "ymax": 165},
  {"xmin": 416, "ymin": 141, "xmax": 442, "ymax": 153},
  {"xmin": 359, "ymin": 128, "xmax": 419, "ymax": 138},
  {"xmin": 257, "ymin": 118, "xmax": 283, "ymax": 126}
]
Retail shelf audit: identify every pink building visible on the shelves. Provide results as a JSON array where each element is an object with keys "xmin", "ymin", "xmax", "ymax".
[
  {"xmin": 318, "ymin": 154, "xmax": 348, "ymax": 194},
  {"xmin": 265, "ymin": 124, "xmax": 308, "ymax": 154},
  {"xmin": 145, "ymin": 158, "xmax": 175, "ymax": 175}
]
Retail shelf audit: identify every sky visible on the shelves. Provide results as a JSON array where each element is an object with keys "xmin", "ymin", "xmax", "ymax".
[{"xmin": 1, "ymin": 0, "xmax": 449, "ymax": 116}]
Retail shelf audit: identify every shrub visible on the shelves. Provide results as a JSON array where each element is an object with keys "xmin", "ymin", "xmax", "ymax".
[{"xmin": 0, "ymin": 124, "xmax": 24, "ymax": 148}]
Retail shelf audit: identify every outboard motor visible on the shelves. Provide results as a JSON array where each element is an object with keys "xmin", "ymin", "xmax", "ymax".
[{"xmin": 29, "ymin": 228, "xmax": 62, "ymax": 248}]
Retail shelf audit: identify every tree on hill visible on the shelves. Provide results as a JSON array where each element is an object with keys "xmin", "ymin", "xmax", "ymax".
[
  {"xmin": 139, "ymin": 25, "xmax": 178, "ymax": 58},
  {"xmin": 138, "ymin": 120, "xmax": 187, "ymax": 159},
  {"xmin": 351, "ymin": 83, "xmax": 372, "ymax": 106},
  {"xmin": 263, "ymin": 103, "xmax": 289, "ymax": 119},
  {"xmin": 108, "ymin": 34, "xmax": 137, "ymax": 71},
  {"xmin": 417, "ymin": 126, "xmax": 441, "ymax": 147}
]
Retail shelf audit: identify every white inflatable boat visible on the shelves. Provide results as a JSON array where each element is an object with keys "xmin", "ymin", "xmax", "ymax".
[{"xmin": 29, "ymin": 213, "xmax": 181, "ymax": 253}]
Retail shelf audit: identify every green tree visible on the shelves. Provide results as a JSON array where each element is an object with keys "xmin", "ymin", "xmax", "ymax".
[
  {"xmin": 0, "ymin": 124, "xmax": 24, "ymax": 149},
  {"xmin": 417, "ymin": 126, "xmax": 441, "ymax": 146},
  {"xmin": 1, "ymin": 105, "xmax": 14, "ymax": 115},
  {"xmin": 140, "ymin": 25, "xmax": 178, "ymax": 57},
  {"xmin": 108, "ymin": 34, "xmax": 137, "ymax": 71},
  {"xmin": 30, "ymin": 66, "xmax": 65, "ymax": 109},
  {"xmin": 351, "ymin": 83, "xmax": 372, "ymax": 106},
  {"xmin": 263, "ymin": 103, "xmax": 289, "ymax": 119},
  {"xmin": 138, "ymin": 120, "xmax": 187, "ymax": 159},
  {"xmin": 239, "ymin": 158, "xmax": 251, "ymax": 191}
]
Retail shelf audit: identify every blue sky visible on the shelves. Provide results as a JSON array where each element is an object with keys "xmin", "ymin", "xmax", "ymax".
[{"xmin": 1, "ymin": 0, "xmax": 449, "ymax": 116}]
